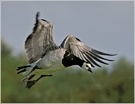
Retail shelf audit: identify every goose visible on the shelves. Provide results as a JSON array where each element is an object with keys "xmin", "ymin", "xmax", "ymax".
[{"xmin": 17, "ymin": 12, "xmax": 116, "ymax": 89}]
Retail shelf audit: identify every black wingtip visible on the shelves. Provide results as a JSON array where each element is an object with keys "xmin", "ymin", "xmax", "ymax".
[
  {"xmin": 36, "ymin": 11, "xmax": 40, "ymax": 20},
  {"xmin": 92, "ymin": 49, "xmax": 117, "ymax": 56},
  {"xmin": 90, "ymin": 51, "xmax": 116, "ymax": 61}
]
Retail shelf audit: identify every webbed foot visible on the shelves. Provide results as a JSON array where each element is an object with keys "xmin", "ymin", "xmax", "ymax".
[
  {"xmin": 26, "ymin": 80, "xmax": 37, "ymax": 89},
  {"xmin": 25, "ymin": 74, "xmax": 53, "ymax": 89}
]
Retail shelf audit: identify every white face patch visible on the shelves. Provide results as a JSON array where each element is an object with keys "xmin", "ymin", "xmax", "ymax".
[{"xmin": 82, "ymin": 63, "xmax": 91, "ymax": 70}]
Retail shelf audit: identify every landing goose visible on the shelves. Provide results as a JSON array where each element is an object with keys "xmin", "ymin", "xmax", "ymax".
[{"xmin": 17, "ymin": 12, "xmax": 116, "ymax": 89}]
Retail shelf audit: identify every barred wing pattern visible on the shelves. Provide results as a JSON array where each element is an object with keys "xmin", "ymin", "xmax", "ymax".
[
  {"xmin": 25, "ymin": 12, "xmax": 57, "ymax": 63},
  {"xmin": 60, "ymin": 35, "xmax": 116, "ymax": 67}
]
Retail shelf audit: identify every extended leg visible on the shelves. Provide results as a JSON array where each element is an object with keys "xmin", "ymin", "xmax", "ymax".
[{"xmin": 26, "ymin": 74, "xmax": 52, "ymax": 89}]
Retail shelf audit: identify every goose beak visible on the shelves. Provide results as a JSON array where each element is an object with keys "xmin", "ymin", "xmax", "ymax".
[{"xmin": 88, "ymin": 68, "xmax": 93, "ymax": 73}]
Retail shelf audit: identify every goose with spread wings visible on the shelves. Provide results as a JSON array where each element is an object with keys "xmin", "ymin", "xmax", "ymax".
[{"xmin": 17, "ymin": 12, "xmax": 116, "ymax": 89}]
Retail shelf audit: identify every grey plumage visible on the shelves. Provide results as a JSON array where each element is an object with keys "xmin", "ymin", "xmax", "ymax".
[
  {"xmin": 17, "ymin": 12, "xmax": 116, "ymax": 89},
  {"xmin": 25, "ymin": 12, "xmax": 58, "ymax": 63}
]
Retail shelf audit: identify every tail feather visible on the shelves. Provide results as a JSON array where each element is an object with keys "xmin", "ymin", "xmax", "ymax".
[
  {"xmin": 17, "ymin": 65, "xmax": 30, "ymax": 71},
  {"xmin": 17, "ymin": 69, "xmax": 26, "ymax": 74},
  {"xmin": 17, "ymin": 59, "xmax": 41, "ymax": 76}
]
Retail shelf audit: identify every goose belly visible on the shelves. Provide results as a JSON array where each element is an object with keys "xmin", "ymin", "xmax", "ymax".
[{"xmin": 37, "ymin": 49, "xmax": 65, "ymax": 74}]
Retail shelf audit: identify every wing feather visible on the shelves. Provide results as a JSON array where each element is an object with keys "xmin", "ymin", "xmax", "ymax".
[
  {"xmin": 25, "ymin": 12, "xmax": 56, "ymax": 63},
  {"xmin": 85, "ymin": 52, "xmax": 101, "ymax": 67},
  {"xmin": 82, "ymin": 53, "xmax": 95, "ymax": 67},
  {"xmin": 60, "ymin": 35, "xmax": 116, "ymax": 68}
]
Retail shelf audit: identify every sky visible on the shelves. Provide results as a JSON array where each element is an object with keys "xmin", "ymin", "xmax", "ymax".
[{"xmin": 1, "ymin": 1, "xmax": 134, "ymax": 63}]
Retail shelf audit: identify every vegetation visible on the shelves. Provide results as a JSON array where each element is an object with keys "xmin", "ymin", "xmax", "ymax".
[{"xmin": 1, "ymin": 39, "xmax": 134, "ymax": 103}]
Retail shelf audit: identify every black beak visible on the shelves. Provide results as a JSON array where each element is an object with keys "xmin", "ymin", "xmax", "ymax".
[{"xmin": 88, "ymin": 68, "xmax": 93, "ymax": 73}]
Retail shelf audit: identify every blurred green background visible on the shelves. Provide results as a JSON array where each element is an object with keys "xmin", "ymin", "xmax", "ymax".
[{"xmin": 1, "ymin": 39, "xmax": 134, "ymax": 103}]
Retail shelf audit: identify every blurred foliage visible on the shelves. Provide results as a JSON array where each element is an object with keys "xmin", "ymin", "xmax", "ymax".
[
  {"xmin": 1, "ymin": 39, "xmax": 134, "ymax": 103},
  {"xmin": 1, "ymin": 38, "xmax": 12, "ymax": 56}
]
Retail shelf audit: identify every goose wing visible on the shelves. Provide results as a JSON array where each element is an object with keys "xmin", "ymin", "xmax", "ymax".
[
  {"xmin": 60, "ymin": 35, "xmax": 116, "ymax": 67},
  {"xmin": 25, "ymin": 12, "xmax": 57, "ymax": 63}
]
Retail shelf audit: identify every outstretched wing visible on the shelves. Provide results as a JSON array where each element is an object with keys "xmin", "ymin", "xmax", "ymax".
[
  {"xmin": 60, "ymin": 35, "xmax": 116, "ymax": 67},
  {"xmin": 25, "ymin": 12, "xmax": 57, "ymax": 63}
]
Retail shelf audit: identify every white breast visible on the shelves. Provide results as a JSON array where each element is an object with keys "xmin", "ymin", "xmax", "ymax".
[{"xmin": 36, "ymin": 48, "xmax": 66, "ymax": 74}]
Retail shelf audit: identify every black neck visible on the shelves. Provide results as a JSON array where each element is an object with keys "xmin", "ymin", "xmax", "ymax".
[{"xmin": 62, "ymin": 51, "xmax": 84, "ymax": 67}]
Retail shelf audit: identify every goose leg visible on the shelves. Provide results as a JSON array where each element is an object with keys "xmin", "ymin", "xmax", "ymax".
[{"xmin": 26, "ymin": 74, "xmax": 52, "ymax": 89}]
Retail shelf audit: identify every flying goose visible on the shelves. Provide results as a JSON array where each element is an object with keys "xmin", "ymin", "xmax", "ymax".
[{"xmin": 17, "ymin": 12, "xmax": 116, "ymax": 89}]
